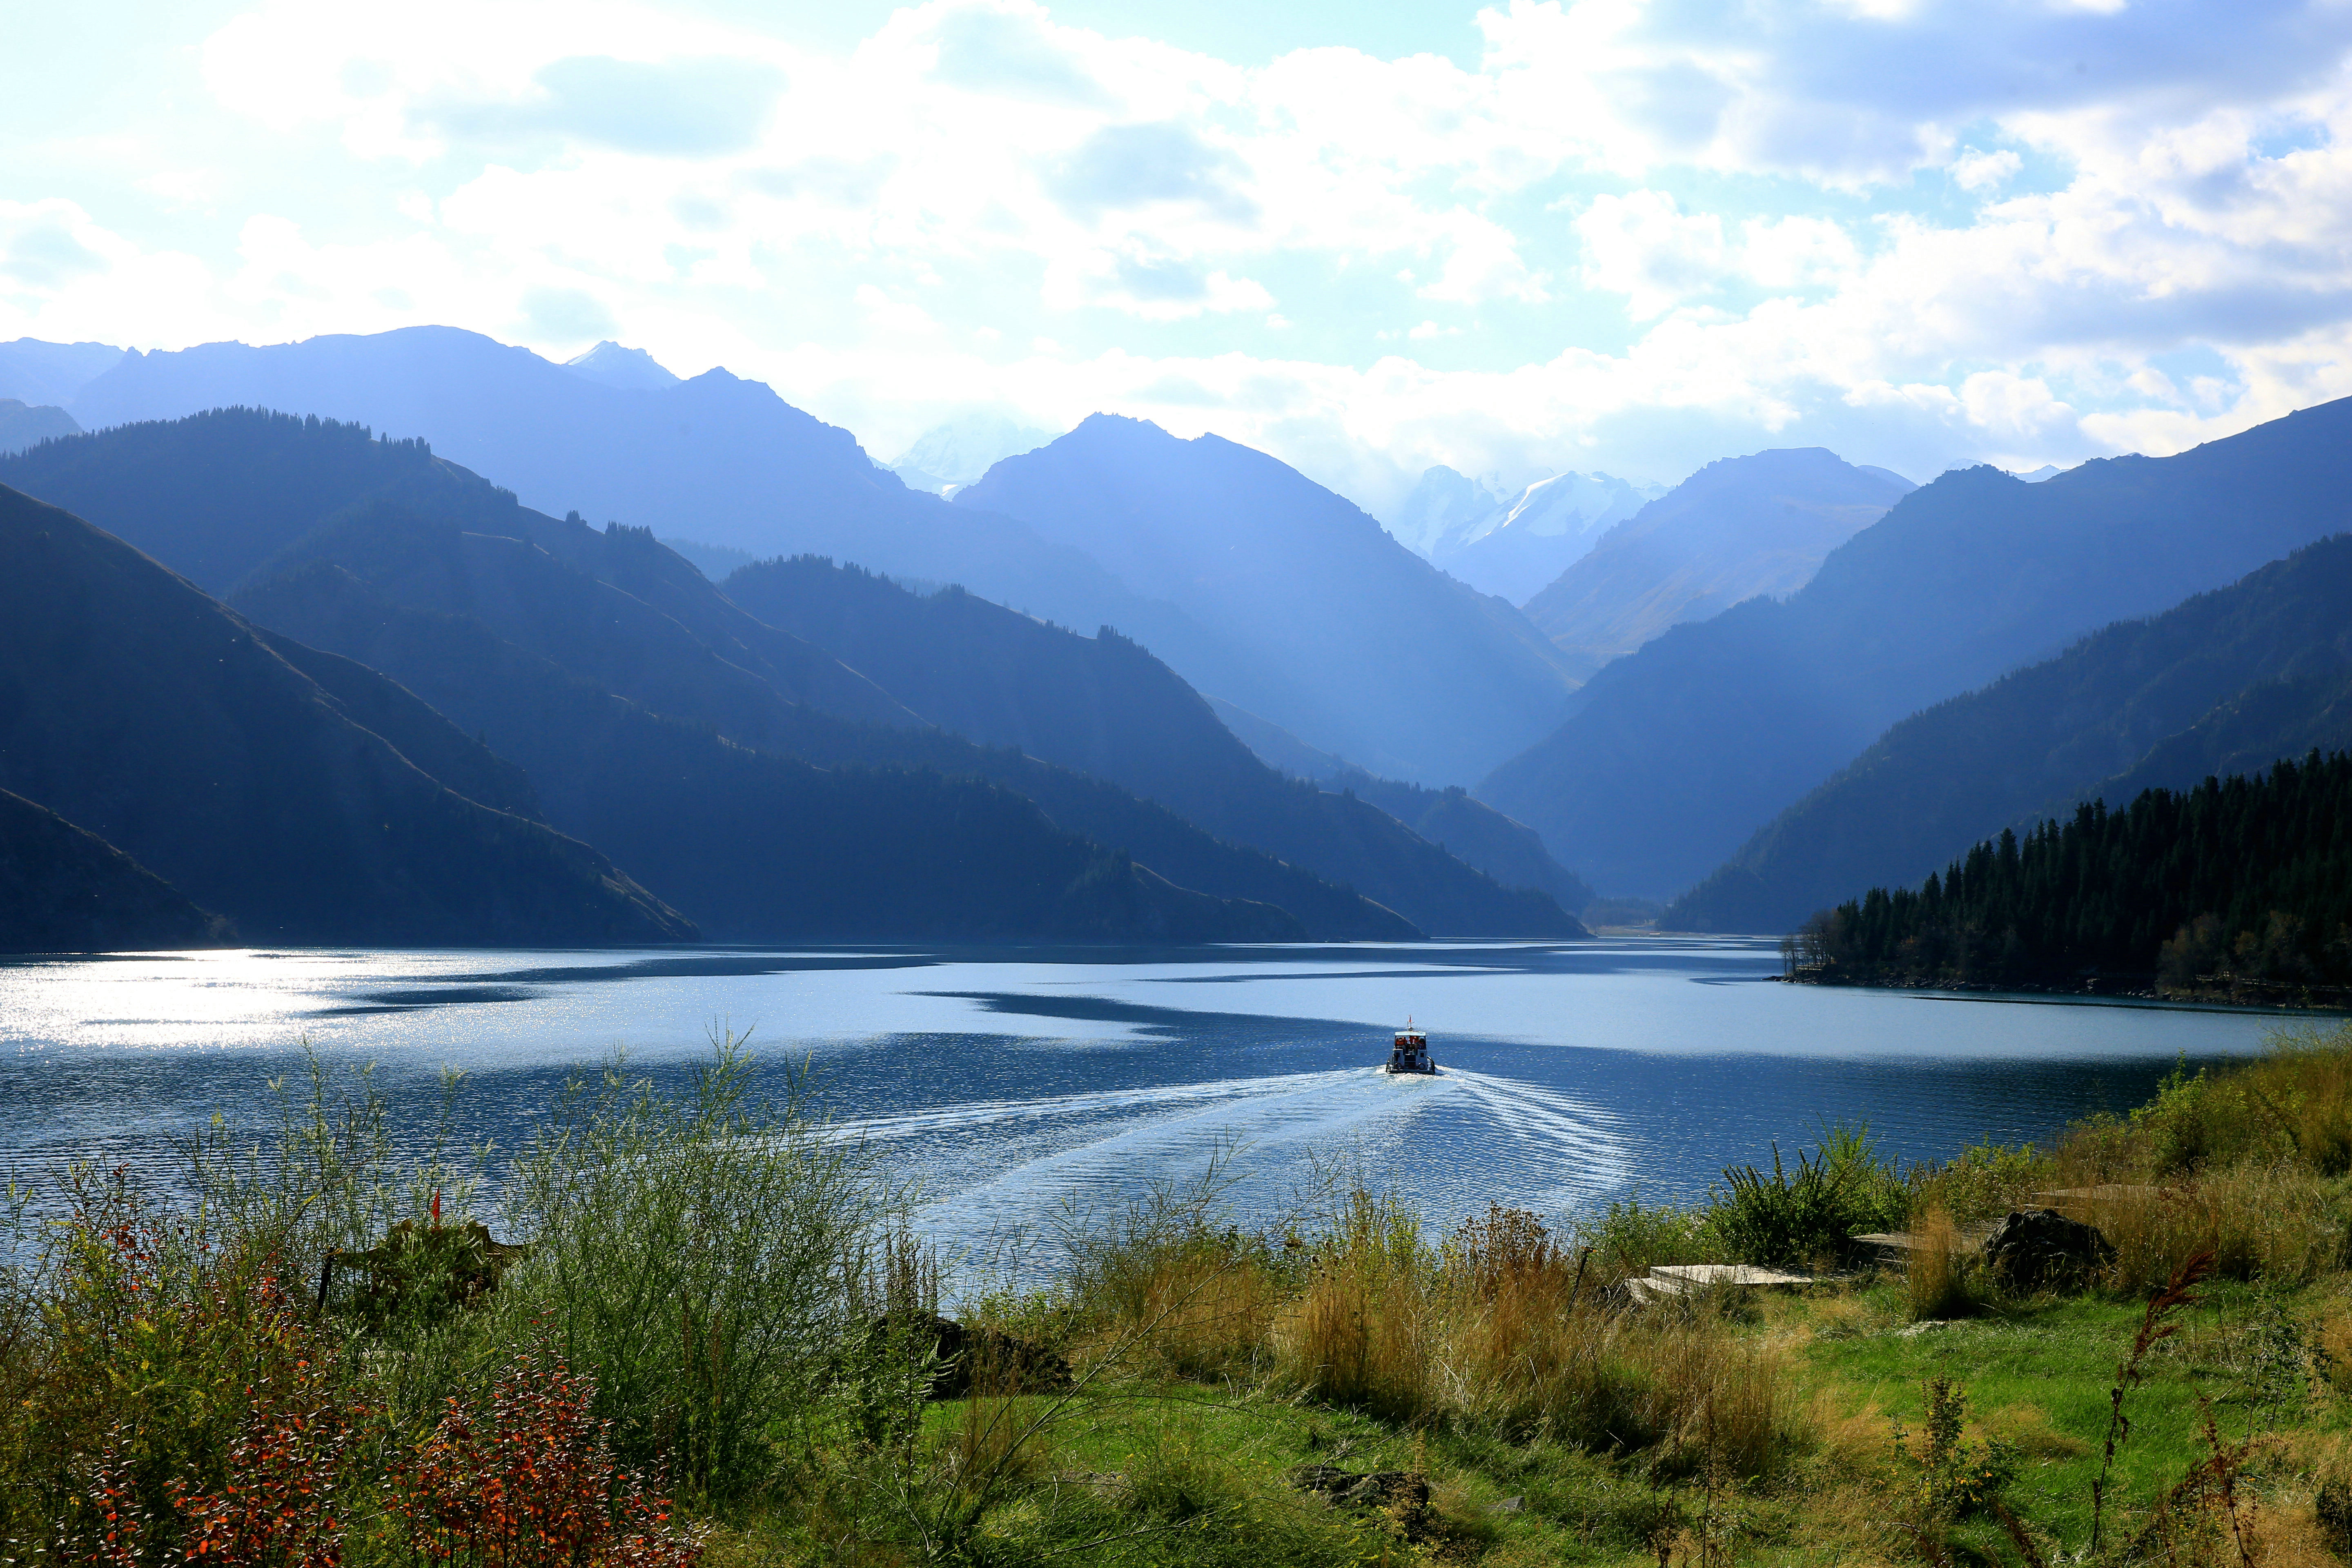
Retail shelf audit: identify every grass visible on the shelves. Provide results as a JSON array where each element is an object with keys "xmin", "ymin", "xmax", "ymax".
[{"xmin": 12, "ymin": 1023, "xmax": 2352, "ymax": 1565}]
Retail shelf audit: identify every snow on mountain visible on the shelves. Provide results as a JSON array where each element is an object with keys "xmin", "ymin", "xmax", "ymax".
[
  {"xmin": 891, "ymin": 413, "xmax": 1059, "ymax": 495},
  {"xmin": 1390, "ymin": 466, "xmax": 1666, "ymax": 603},
  {"xmin": 562, "ymin": 341, "xmax": 681, "ymax": 392}
]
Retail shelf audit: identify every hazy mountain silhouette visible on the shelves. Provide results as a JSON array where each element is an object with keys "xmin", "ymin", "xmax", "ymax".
[
  {"xmin": 235, "ymin": 557, "xmax": 1302, "ymax": 942},
  {"xmin": 0, "ymin": 400, "xmax": 77, "ymax": 456},
  {"xmin": 721, "ymin": 555, "xmax": 1583, "ymax": 935},
  {"xmin": 0, "ymin": 788, "xmax": 234, "ymax": 953},
  {"xmin": 0, "ymin": 339, "xmax": 124, "ymax": 407},
  {"xmin": 562, "ymin": 340, "xmax": 680, "ymax": 391},
  {"xmin": 891, "ymin": 414, "xmax": 1057, "ymax": 493},
  {"xmin": 1667, "ymin": 533, "xmax": 2352, "ymax": 932},
  {"xmin": 1479, "ymin": 398, "xmax": 2352, "ymax": 898},
  {"xmin": 1200, "ymin": 697, "xmax": 1595, "ymax": 913},
  {"xmin": 1522, "ymin": 449, "xmax": 1912, "ymax": 682},
  {"xmin": 1405, "ymin": 468, "xmax": 1666, "ymax": 605},
  {"xmin": 60, "ymin": 327, "xmax": 1225, "ymax": 679},
  {"xmin": 0, "ymin": 484, "xmax": 695, "ymax": 944},
  {"xmin": 9, "ymin": 410, "xmax": 1400, "ymax": 939},
  {"xmin": 958, "ymin": 415, "xmax": 1580, "ymax": 783},
  {"xmin": 0, "ymin": 408, "xmax": 916, "ymax": 731}
]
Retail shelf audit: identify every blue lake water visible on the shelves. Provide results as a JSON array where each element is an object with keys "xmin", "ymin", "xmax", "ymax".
[{"xmin": 0, "ymin": 937, "xmax": 2317, "ymax": 1252}]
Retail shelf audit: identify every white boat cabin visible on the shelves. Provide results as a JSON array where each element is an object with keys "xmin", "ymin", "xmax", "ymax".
[{"xmin": 1384, "ymin": 1025, "xmax": 1435, "ymax": 1075}]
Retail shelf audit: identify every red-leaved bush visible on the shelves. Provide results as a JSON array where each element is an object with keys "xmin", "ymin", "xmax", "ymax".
[
  {"xmin": 66, "ymin": 1174, "xmax": 369, "ymax": 1568},
  {"xmin": 388, "ymin": 1350, "xmax": 705, "ymax": 1568}
]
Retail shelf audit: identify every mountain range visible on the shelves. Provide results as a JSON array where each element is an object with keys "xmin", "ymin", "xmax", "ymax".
[
  {"xmin": 1477, "ymin": 398, "xmax": 2352, "ymax": 899},
  {"xmin": 4, "ymin": 408, "xmax": 1579, "ymax": 941},
  {"xmin": 38, "ymin": 327, "xmax": 1575, "ymax": 785},
  {"xmin": 958, "ymin": 415, "xmax": 1580, "ymax": 781},
  {"xmin": 1667, "ymin": 532, "xmax": 2352, "ymax": 932},
  {"xmin": 0, "ymin": 482, "xmax": 696, "ymax": 946},
  {"xmin": 1520, "ymin": 449, "xmax": 1912, "ymax": 682},
  {"xmin": 890, "ymin": 414, "xmax": 1059, "ymax": 495},
  {"xmin": 719, "ymin": 553, "xmax": 1578, "ymax": 931},
  {"xmin": 0, "ymin": 400, "xmax": 76, "ymax": 456}
]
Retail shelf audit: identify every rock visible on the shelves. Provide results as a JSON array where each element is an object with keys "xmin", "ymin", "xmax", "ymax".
[
  {"xmin": 339, "ymin": 1220, "xmax": 526, "ymax": 1325},
  {"xmin": 878, "ymin": 1310, "xmax": 1071, "ymax": 1399},
  {"xmin": 1981, "ymin": 1208, "xmax": 2115, "ymax": 1292}
]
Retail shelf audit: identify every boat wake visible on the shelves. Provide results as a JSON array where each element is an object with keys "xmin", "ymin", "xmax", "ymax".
[{"xmin": 884, "ymin": 1064, "xmax": 1636, "ymax": 1261}]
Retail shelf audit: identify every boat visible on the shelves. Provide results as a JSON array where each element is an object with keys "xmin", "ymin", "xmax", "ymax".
[{"xmin": 1383, "ymin": 1020, "xmax": 1436, "ymax": 1075}]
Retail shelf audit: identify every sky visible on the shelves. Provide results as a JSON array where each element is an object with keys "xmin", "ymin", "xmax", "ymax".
[{"xmin": 9, "ymin": 0, "xmax": 2352, "ymax": 514}]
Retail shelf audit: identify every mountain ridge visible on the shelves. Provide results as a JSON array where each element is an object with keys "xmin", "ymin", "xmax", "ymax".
[{"xmin": 1479, "ymin": 398, "xmax": 2352, "ymax": 898}]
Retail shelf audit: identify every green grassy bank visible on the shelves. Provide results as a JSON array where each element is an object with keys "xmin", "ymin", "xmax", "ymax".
[{"xmin": 11, "ymin": 1026, "xmax": 2352, "ymax": 1565}]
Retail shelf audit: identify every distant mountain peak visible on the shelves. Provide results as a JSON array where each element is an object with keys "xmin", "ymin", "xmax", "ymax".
[
  {"xmin": 562, "ymin": 340, "xmax": 681, "ymax": 392},
  {"xmin": 1392, "ymin": 463, "xmax": 1666, "ymax": 602},
  {"xmin": 890, "ymin": 411, "xmax": 1059, "ymax": 493}
]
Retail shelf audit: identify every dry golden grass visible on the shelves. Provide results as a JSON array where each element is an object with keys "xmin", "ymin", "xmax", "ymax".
[
  {"xmin": 1106, "ymin": 1243, "xmax": 1287, "ymax": 1382},
  {"xmin": 1904, "ymin": 1205, "xmax": 1973, "ymax": 1321},
  {"xmin": 2049, "ymin": 1165, "xmax": 2343, "ymax": 1292}
]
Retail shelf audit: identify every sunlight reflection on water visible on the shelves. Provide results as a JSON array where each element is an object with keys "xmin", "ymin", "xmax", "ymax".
[{"xmin": 0, "ymin": 938, "xmax": 2313, "ymax": 1250}]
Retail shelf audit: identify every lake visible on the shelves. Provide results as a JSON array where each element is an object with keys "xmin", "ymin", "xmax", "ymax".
[{"xmin": 0, "ymin": 936, "xmax": 2313, "ymax": 1257}]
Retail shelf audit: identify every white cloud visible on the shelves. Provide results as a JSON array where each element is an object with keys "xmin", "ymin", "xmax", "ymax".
[
  {"xmin": 1575, "ymin": 191, "xmax": 1728, "ymax": 319},
  {"xmin": 3, "ymin": 0, "xmax": 2352, "ymax": 519},
  {"xmin": 1950, "ymin": 146, "xmax": 2022, "ymax": 192}
]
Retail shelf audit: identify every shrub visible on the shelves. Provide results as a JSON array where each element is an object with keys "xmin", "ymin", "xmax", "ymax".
[
  {"xmin": 388, "ymin": 1346, "xmax": 706, "ymax": 1567},
  {"xmin": 1713, "ymin": 1127, "xmax": 1905, "ymax": 1270},
  {"xmin": 1909, "ymin": 1140, "xmax": 2051, "ymax": 1223},
  {"xmin": 494, "ymin": 1035, "xmax": 889, "ymax": 1503},
  {"xmin": 0, "ymin": 1165, "xmax": 383, "ymax": 1565},
  {"xmin": 1891, "ymin": 1376, "xmax": 2018, "ymax": 1519},
  {"xmin": 1568, "ymin": 1197, "xmax": 1711, "ymax": 1288}
]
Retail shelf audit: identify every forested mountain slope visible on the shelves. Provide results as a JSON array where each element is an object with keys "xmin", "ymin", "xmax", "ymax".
[
  {"xmin": 1670, "ymin": 533, "xmax": 2352, "ymax": 933},
  {"xmin": 1481, "ymin": 397, "xmax": 2352, "ymax": 898},
  {"xmin": 234, "ymin": 560, "xmax": 1300, "ymax": 942},
  {"xmin": 0, "ymin": 788, "xmax": 233, "ymax": 953},
  {"xmin": 0, "ymin": 409, "xmax": 913, "ymax": 729},
  {"xmin": 18, "ymin": 408, "xmax": 1568, "ymax": 938},
  {"xmin": 8, "ymin": 416, "xmax": 1388, "ymax": 938},
  {"xmin": 1788, "ymin": 752, "xmax": 2352, "ymax": 1000},
  {"xmin": 0, "ymin": 484, "xmax": 694, "ymax": 945}
]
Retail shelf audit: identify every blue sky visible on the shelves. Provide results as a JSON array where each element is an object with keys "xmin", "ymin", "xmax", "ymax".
[{"xmin": 9, "ymin": 0, "xmax": 2352, "ymax": 513}]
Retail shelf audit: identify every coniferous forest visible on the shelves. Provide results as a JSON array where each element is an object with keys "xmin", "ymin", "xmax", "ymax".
[{"xmin": 1785, "ymin": 750, "xmax": 2352, "ymax": 1001}]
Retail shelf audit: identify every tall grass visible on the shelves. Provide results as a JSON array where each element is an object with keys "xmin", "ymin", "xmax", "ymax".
[{"xmin": 1905, "ymin": 1205, "xmax": 1964, "ymax": 1320}]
